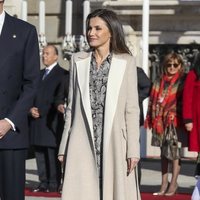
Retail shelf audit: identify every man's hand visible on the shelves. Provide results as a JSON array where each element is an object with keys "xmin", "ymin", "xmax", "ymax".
[
  {"xmin": 58, "ymin": 155, "xmax": 64, "ymax": 163},
  {"xmin": 127, "ymin": 157, "xmax": 139, "ymax": 176},
  {"xmin": 0, "ymin": 119, "xmax": 12, "ymax": 139},
  {"xmin": 30, "ymin": 107, "xmax": 40, "ymax": 118},
  {"xmin": 57, "ymin": 104, "xmax": 65, "ymax": 114},
  {"xmin": 185, "ymin": 122, "xmax": 193, "ymax": 132}
]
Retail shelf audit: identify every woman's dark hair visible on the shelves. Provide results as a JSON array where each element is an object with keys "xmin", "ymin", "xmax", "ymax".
[
  {"xmin": 86, "ymin": 9, "xmax": 131, "ymax": 55},
  {"xmin": 192, "ymin": 52, "xmax": 200, "ymax": 80},
  {"xmin": 162, "ymin": 52, "xmax": 184, "ymax": 75}
]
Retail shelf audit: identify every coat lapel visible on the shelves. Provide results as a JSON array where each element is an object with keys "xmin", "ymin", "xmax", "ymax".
[
  {"xmin": 76, "ymin": 53, "xmax": 126, "ymax": 162},
  {"xmin": 76, "ymin": 53, "xmax": 94, "ymax": 143},
  {"xmin": 103, "ymin": 55, "xmax": 126, "ymax": 158},
  {"xmin": 0, "ymin": 13, "xmax": 14, "ymax": 70},
  {"xmin": 41, "ymin": 65, "xmax": 59, "ymax": 82}
]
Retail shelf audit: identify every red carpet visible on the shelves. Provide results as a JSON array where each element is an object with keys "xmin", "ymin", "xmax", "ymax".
[
  {"xmin": 25, "ymin": 188, "xmax": 61, "ymax": 197},
  {"xmin": 141, "ymin": 193, "xmax": 191, "ymax": 200},
  {"xmin": 25, "ymin": 189, "xmax": 191, "ymax": 199}
]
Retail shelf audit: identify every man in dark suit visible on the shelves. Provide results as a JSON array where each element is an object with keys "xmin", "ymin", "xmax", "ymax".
[
  {"xmin": 0, "ymin": 1, "xmax": 40, "ymax": 200},
  {"xmin": 30, "ymin": 45, "xmax": 68, "ymax": 193},
  {"xmin": 137, "ymin": 66, "xmax": 151, "ymax": 187},
  {"xmin": 54, "ymin": 68, "xmax": 69, "ymax": 193}
]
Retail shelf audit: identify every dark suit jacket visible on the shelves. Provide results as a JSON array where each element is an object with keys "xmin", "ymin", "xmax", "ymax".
[
  {"xmin": 0, "ymin": 13, "xmax": 40, "ymax": 149},
  {"xmin": 137, "ymin": 67, "xmax": 151, "ymax": 126},
  {"xmin": 30, "ymin": 64, "xmax": 67, "ymax": 147}
]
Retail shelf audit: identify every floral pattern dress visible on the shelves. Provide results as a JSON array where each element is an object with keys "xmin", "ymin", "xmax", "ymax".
[{"xmin": 89, "ymin": 53, "xmax": 111, "ymax": 185}]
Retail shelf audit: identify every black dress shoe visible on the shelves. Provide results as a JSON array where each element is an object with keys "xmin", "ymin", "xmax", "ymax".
[
  {"xmin": 58, "ymin": 184, "xmax": 63, "ymax": 194},
  {"xmin": 48, "ymin": 185, "xmax": 58, "ymax": 192},
  {"xmin": 48, "ymin": 187, "xmax": 58, "ymax": 192},
  {"xmin": 48, "ymin": 183, "xmax": 59, "ymax": 192},
  {"xmin": 32, "ymin": 186, "xmax": 49, "ymax": 193}
]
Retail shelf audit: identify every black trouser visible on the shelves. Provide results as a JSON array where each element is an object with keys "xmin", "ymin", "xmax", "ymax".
[
  {"xmin": 0, "ymin": 149, "xmax": 27, "ymax": 200},
  {"xmin": 34, "ymin": 146, "xmax": 61, "ymax": 189}
]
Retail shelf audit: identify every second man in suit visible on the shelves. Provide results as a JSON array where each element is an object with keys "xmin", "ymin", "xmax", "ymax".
[{"xmin": 29, "ymin": 45, "xmax": 68, "ymax": 192}]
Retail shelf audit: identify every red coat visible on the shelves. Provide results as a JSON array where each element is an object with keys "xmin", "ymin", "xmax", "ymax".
[{"xmin": 183, "ymin": 70, "xmax": 200, "ymax": 152}]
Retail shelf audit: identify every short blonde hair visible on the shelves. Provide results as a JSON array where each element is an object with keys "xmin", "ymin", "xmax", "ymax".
[{"xmin": 162, "ymin": 52, "xmax": 184, "ymax": 75}]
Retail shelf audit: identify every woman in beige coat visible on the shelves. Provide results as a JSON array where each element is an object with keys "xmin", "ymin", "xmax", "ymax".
[{"xmin": 58, "ymin": 9, "xmax": 141, "ymax": 200}]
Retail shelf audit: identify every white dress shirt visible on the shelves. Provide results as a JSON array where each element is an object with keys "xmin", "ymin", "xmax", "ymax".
[
  {"xmin": 45, "ymin": 62, "xmax": 57, "ymax": 73},
  {"xmin": 0, "ymin": 10, "xmax": 5, "ymax": 35}
]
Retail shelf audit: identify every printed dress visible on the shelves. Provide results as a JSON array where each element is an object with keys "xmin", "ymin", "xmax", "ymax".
[
  {"xmin": 145, "ymin": 73, "xmax": 187, "ymax": 147},
  {"xmin": 89, "ymin": 53, "xmax": 111, "ymax": 189}
]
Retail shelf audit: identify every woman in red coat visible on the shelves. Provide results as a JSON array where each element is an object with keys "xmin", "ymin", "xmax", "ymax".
[
  {"xmin": 183, "ymin": 53, "xmax": 200, "ymax": 152},
  {"xmin": 145, "ymin": 53, "xmax": 187, "ymax": 196}
]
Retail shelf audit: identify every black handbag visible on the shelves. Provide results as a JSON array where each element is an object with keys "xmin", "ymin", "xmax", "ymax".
[{"xmin": 161, "ymin": 123, "xmax": 180, "ymax": 160}]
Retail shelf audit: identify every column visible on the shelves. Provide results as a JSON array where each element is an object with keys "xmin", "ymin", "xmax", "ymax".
[
  {"xmin": 83, "ymin": 0, "xmax": 90, "ymax": 36},
  {"xmin": 65, "ymin": 0, "xmax": 72, "ymax": 35},
  {"xmin": 39, "ymin": 0, "xmax": 45, "ymax": 34},
  {"xmin": 21, "ymin": 0, "xmax": 27, "ymax": 21}
]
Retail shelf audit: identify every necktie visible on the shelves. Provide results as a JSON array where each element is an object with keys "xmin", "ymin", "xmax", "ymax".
[{"xmin": 42, "ymin": 69, "xmax": 49, "ymax": 80}]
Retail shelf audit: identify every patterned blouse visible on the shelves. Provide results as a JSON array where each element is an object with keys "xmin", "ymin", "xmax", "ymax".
[{"xmin": 89, "ymin": 52, "xmax": 112, "ymax": 179}]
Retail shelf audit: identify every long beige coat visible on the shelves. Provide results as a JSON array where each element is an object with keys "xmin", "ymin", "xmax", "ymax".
[{"xmin": 59, "ymin": 51, "xmax": 141, "ymax": 200}]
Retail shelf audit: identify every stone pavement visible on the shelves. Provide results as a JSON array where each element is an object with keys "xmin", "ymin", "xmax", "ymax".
[
  {"xmin": 25, "ymin": 157, "xmax": 197, "ymax": 200},
  {"xmin": 140, "ymin": 158, "xmax": 196, "ymax": 194}
]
